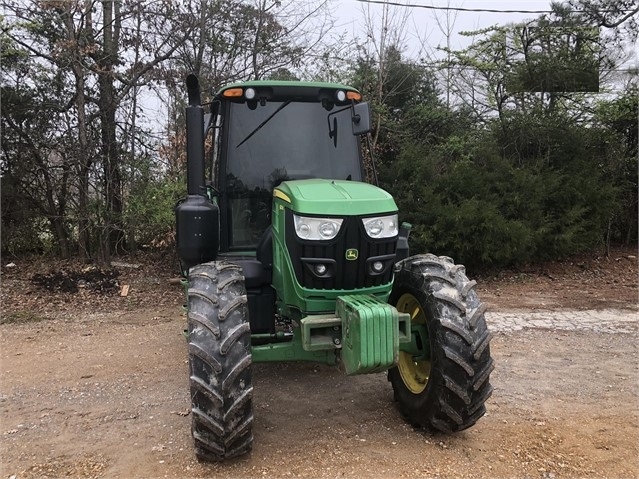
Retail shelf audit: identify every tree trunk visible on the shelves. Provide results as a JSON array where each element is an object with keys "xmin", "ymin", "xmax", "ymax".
[
  {"xmin": 76, "ymin": 71, "xmax": 91, "ymax": 261},
  {"xmin": 49, "ymin": 216, "xmax": 71, "ymax": 259},
  {"xmin": 64, "ymin": 3, "xmax": 92, "ymax": 261},
  {"xmin": 99, "ymin": 0, "xmax": 124, "ymax": 262}
]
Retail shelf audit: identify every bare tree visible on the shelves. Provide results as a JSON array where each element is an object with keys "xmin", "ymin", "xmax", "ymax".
[
  {"xmin": 358, "ymin": 1, "xmax": 411, "ymax": 149},
  {"xmin": 2, "ymin": 0, "xmax": 199, "ymax": 261},
  {"xmin": 430, "ymin": 0, "xmax": 459, "ymax": 108}
]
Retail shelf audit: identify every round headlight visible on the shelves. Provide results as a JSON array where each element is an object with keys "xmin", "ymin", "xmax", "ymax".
[
  {"xmin": 366, "ymin": 219, "xmax": 384, "ymax": 237},
  {"xmin": 362, "ymin": 214, "xmax": 398, "ymax": 238},
  {"xmin": 372, "ymin": 261, "xmax": 384, "ymax": 273},
  {"xmin": 297, "ymin": 222, "xmax": 311, "ymax": 238},
  {"xmin": 336, "ymin": 90, "xmax": 346, "ymax": 102},
  {"xmin": 315, "ymin": 264, "xmax": 327, "ymax": 275},
  {"xmin": 245, "ymin": 87, "xmax": 256, "ymax": 100},
  {"xmin": 319, "ymin": 221, "xmax": 338, "ymax": 239},
  {"xmin": 293, "ymin": 214, "xmax": 343, "ymax": 240}
]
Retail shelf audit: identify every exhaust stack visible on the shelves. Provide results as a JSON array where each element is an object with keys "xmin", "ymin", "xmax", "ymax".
[
  {"xmin": 185, "ymin": 74, "xmax": 205, "ymax": 196},
  {"xmin": 175, "ymin": 74, "xmax": 219, "ymax": 271}
]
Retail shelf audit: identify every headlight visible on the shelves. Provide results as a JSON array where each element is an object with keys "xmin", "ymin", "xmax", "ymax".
[
  {"xmin": 294, "ymin": 215, "xmax": 343, "ymax": 240},
  {"xmin": 362, "ymin": 214, "xmax": 398, "ymax": 238},
  {"xmin": 244, "ymin": 87, "xmax": 256, "ymax": 100}
]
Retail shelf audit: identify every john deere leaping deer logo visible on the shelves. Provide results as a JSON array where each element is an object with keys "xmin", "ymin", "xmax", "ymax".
[{"xmin": 345, "ymin": 248, "xmax": 358, "ymax": 261}]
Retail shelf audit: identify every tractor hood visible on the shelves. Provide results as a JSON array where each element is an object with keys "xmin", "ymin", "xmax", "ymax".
[{"xmin": 274, "ymin": 179, "xmax": 397, "ymax": 216}]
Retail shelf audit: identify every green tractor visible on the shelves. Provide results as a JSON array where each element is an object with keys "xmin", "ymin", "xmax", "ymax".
[{"xmin": 175, "ymin": 75, "xmax": 494, "ymax": 461}]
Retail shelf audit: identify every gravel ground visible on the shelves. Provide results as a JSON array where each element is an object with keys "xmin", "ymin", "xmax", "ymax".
[{"xmin": 0, "ymin": 248, "xmax": 636, "ymax": 478}]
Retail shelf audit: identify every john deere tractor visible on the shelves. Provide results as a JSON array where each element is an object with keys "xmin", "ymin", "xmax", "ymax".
[{"xmin": 176, "ymin": 75, "xmax": 493, "ymax": 461}]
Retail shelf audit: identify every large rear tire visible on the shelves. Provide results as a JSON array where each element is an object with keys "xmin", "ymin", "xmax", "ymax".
[
  {"xmin": 389, "ymin": 254, "xmax": 494, "ymax": 433},
  {"xmin": 187, "ymin": 261, "xmax": 253, "ymax": 461}
]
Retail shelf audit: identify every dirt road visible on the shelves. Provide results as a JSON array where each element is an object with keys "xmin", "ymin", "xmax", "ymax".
[{"xmin": 1, "ymin": 250, "xmax": 637, "ymax": 478}]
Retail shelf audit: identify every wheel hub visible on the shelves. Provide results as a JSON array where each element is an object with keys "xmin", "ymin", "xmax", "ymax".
[{"xmin": 396, "ymin": 293, "xmax": 431, "ymax": 394}]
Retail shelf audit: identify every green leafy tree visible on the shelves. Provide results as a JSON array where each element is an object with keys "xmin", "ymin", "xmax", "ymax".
[{"xmin": 593, "ymin": 88, "xmax": 639, "ymax": 247}]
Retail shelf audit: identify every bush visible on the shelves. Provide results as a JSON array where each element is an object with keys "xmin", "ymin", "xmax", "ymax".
[
  {"xmin": 124, "ymin": 176, "xmax": 186, "ymax": 249},
  {"xmin": 384, "ymin": 122, "xmax": 620, "ymax": 270}
]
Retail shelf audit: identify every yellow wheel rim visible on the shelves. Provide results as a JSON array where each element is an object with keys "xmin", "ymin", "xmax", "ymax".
[{"xmin": 396, "ymin": 293, "xmax": 431, "ymax": 394}]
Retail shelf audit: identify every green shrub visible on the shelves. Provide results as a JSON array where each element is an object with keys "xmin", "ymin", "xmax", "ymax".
[
  {"xmin": 124, "ymin": 176, "xmax": 186, "ymax": 248},
  {"xmin": 385, "ymin": 123, "xmax": 619, "ymax": 270}
]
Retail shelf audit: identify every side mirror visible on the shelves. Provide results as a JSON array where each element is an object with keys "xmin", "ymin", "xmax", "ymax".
[{"xmin": 351, "ymin": 102, "xmax": 371, "ymax": 136}]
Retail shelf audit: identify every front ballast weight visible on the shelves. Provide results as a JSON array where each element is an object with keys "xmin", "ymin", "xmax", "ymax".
[{"xmin": 186, "ymin": 254, "xmax": 493, "ymax": 461}]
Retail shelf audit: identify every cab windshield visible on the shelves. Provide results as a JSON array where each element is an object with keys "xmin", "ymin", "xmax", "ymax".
[
  {"xmin": 227, "ymin": 101, "xmax": 362, "ymax": 186},
  {"xmin": 223, "ymin": 100, "xmax": 363, "ymax": 248}
]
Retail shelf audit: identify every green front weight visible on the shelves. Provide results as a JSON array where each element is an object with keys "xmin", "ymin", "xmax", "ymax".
[
  {"xmin": 251, "ymin": 295, "xmax": 412, "ymax": 371},
  {"xmin": 338, "ymin": 295, "xmax": 408, "ymax": 375}
]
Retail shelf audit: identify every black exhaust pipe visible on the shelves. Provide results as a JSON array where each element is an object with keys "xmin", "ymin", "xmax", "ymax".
[
  {"xmin": 185, "ymin": 74, "xmax": 205, "ymax": 196},
  {"xmin": 176, "ymin": 74, "xmax": 219, "ymax": 271}
]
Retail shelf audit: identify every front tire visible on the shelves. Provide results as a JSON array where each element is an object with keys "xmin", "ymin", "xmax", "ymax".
[
  {"xmin": 187, "ymin": 261, "xmax": 253, "ymax": 461},
  {"xmin": 389, "ymin": 254, "xmax": 494, "ymax": 433}
]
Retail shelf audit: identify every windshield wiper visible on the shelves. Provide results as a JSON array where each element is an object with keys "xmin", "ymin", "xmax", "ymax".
[{"xmin": 236, "ymin": 100, "xmax": 292, "ymax": 148}]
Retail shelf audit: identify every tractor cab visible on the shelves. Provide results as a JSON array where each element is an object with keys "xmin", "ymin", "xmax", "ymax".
[{"xmin": 214, "ymin": 82, "xmax": 368, "ymax": 251}]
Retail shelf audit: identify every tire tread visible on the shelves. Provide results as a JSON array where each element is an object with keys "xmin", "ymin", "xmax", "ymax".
[
  {"xmin": 388, "ymin": 254, "xmax": 493, "ymax": 433},
  {"xmin": 187, "ymin": 261, "xmax": 253, "ymax": 462}
]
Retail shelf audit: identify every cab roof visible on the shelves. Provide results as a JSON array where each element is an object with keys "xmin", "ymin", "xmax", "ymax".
[{"xmin": 215, "ymin": 80, "xmax": 362, "ymax": 103}]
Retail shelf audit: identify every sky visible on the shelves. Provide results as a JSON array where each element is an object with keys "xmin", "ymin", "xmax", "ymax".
[
  {"xmin": 141, "ymin": 0, "xmax": 635, "ymax": 132},
  {"xmin": 141, "ymin": 0, "xmax": 560, "ymax": 135},
  {"xmin": 335, "ymin": 0, "xmax": 563, "ymax": 58}
]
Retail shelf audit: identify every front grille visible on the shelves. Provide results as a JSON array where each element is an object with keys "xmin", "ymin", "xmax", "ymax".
[{"xmin": 285, "ymin": 211, "xmax": 397, "ymax": 290}]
